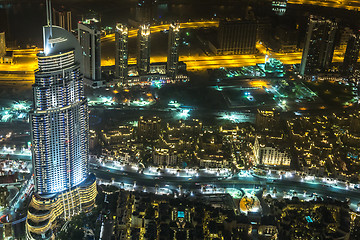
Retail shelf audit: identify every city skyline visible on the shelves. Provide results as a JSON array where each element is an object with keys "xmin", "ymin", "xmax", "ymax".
[{"xmin": 0, "ymin": 0, "xmax": 359, "ymax": 239}]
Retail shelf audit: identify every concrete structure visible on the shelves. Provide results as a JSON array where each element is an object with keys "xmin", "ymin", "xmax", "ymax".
[
  {"xmin": 153, "ymin": 148, "xmax": 178, "ymax": 166},
  {"xmin": 137, "ymin": 24, "xmax": 151, "ymax": 74},
  {"xmin": 52, "ymin": 8, "xmax": 72, "ymax": 31},
  {"xmin": 78, "ymin": 18, "xmax": 102, "ymax": 87},
  {"xmin": 211, "ymin": 20, "xmax": 257, "ymax": 55},
  {"xmin": 253, "ymin": 137, "xmax": 291, "ymax": 166},
  {"xmin": 138, "ymin": 116, "xmax": 161, "ymax": 140},
  {"xmin": 26, "ymin": 4, "xmax": 96, "ymax": 238},
  {"xmin": 167, "ymin": 22, "xmax": 180, "ymax": 79},
  {"xmin": 255, "ymin": 109, "xmax": 280, "ymax": 132},
  {"xmin": 300, "ymin": 16, "xmax": 337, "ymax": 76},
  {"xmin": 115, "ymin": 24, "xmax": 129, "ymax": 84}
]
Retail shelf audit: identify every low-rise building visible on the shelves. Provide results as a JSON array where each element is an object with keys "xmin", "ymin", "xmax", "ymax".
[
  {"xmin": 153, "ymin": 148, "xmax": 178, "ymax": 166},
  {"xmin": 253, "ymin": 137, "xmax": 291, "ymax": 166}
]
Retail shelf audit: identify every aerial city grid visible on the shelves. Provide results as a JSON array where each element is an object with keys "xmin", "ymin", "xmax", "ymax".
[{"xmin": 0, "ymin": 0, "xmax": 360, "ymax": 239}]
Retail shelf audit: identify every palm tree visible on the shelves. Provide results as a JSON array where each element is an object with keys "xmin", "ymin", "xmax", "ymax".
[{"xmin": 272, "ymin": 188, "xmax": 277, "ymax": 196}]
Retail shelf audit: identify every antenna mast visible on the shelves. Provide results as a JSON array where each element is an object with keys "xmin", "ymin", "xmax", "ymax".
[{"xmin": 45, "ymin": 0, "xmax": 53, "ymax": 37}]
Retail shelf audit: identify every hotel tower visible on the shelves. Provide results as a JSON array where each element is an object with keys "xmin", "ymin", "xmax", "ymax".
[{"xmin": 26, "ymin": 1, "xmax": 97, "ymax": 239}]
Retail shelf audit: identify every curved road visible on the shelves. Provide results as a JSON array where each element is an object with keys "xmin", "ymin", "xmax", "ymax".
[{"xmin": 91, "ymin": 166, "xmax": 360, "ymax": 210}]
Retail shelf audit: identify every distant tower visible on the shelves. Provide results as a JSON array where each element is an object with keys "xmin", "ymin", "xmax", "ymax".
[
  {"xmin": 137, "ymin": 23, "xmax": 151, "ymax": 74},
  {"xmin": 217, "ymin": 20, "xmax": 257, "ymax": 55},
  {"xmin": 78, "ymin": 19, "xmax": 102, "ymax": 87},
  {"xmin": 272, "ymin": 0, "xmax": 288, "ymax": 16},
  {"xmin": 300, "ymin": 16, "xmax": 337, "ymax": 76},
  {"xmin": 26, "ymin": 1, "xmax": 97, "ymax": 239},
  {"xmin": 115, "ymin": 23, "xmax": 128, "ymax": 83},
  {"xmin": 52, "ymin": 8, "xmax": 72, "ymax": 31},
  {"xmin": 342, "ymin": 33, "xmax": 360, "ymax": 76},
  {"xmin": 167, "ymin": 22, "xmax": 180, "ymax": 79},
  {"xmin": 135, "ymin": 0, "xmax": 154, "ymax": 24},
  {"xmin": 0, "ymin": 32, "xmax": 5, "ymax": 59}
]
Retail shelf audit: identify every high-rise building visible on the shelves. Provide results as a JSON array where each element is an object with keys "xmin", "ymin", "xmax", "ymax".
[
  {"xmin": 342, "ymin": 33, "xmax": 360, "ymax": 76},
  {"xmin": 135, "ymin": 0, "xmax": 154, "ymax": 24},
  {"xmin": 52, "ymin": 8, "xmax": 72, "ymax": 31},
  {"xmin": 137, "ymin": 24, "xmax": 151, "ymax": 74},
  {"xmin": 216, "ymin": 19, "xmax": 257, "ymax": 55},
  {"xmin": 167, "ymin": 22, "xmax": 180, "ymax": 79},
  {"xmin": 26, "ymin": 3, "xmax": 97, "ymax": 239},
  {"xmin": 0, "ymin": 32, "xmax": 5, "ymax": 59},
  {"xmin": 300, "ymin": 16, "xmax": 337, "ymax": 76},
  {"xmin": 78, "ymin": 19, "xmax": 102, "ymax": 86},
  {"xmin": 115, "ymin": 23, "xmax": 128, "ymax": 83}
]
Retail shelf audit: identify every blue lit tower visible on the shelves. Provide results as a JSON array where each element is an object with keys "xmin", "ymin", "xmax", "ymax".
[
  {"xmin": 26, "ymin": 1, "xmax": 97, "ymax": 239},
  {"xmin": 137, "ymin": 23, "xmax": 151, "ymax": 74},
  {"xmin": 167, "ymin": 22, "xmax": 180, "ymax": 80},
  {"xmin": 32, "ymin": 18, "xmax": 88, "ymax": 195},
  {"xmin": 115, "ymin": 23, "xmax": 128, "ymax": 83}
]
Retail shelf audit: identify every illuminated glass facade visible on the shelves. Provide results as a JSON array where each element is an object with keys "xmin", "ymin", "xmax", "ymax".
[
  {"xmin": 137, "ymin": 24, "xmax": 151, "ymax": 74},
  {"xmin": 30, "ymin": 25, "xmax": 89, "ymax": 195},
  {"xmin": 300, "ymin": 16, "xmax": 337, "ymax": 76},
  {"xmin": 342, "ymin": 33, "xmax": 360, "ymax": 76},
  {"xmin": 115, "ymin": 23, "xmax": 129, "ymax": 83},
  {"xmin": 78, "ymin": 19, "xmax": 102, "ymax": 85}
]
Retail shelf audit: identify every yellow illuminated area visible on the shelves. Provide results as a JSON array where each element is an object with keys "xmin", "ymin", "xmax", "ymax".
[
  {"xmin": 239, "ymin": 194, "xmax": 261, "ymax": 213},
  {"xmin": 101, "ymin": 48, "xmax": 347, "ymax": 70},
  {"xmin": 250, "ymin": 80, "xmax": 269, "ymax": 88},
  {"xmin": 26, "ymin": 177, "xmax": 97, "ymax": 240},
  {"xmin": 0, "ymin": 20, "xmax": 351, "ymax": 82},
  {"xmin": 288, "ymin": 0, "xmax": 360, "ymax": 11},
  {"xmin": 101, "ymin": 21, "xmax": 219, "ymax": 43}
]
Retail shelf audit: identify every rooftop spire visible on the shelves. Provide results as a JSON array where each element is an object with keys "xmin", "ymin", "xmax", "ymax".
[{"xmin": 45, "ymin": 0, "xmax": 53, "ymax": 37}]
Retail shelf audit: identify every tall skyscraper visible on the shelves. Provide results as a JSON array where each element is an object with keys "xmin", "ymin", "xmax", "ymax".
[
  {"xmin": 300, "ymin": 16, "xmax": 337, "ymax": 76},
  {"xmin": 342, "ymin": 33, "xmax": 360, "ymax": 76},
  {"xmin": 137, "ymin": 23, "xmax": 151, "ymax": 74},
  {"xmin": 52, "ymin": 8, "xmax": 72, "ymax": 32},
  {"xmin": 115, "ymin": 23, "xmax": 128, "ymax": 83},
  {"xmin": 217, "ymin": 20, "xmax": 257, "ymax": 55},
  {"xmin": 167, "ymin": 22, "xmax": 180, "ymax": 79},
  {"xmin": 78, "ymin": 19, "xmax": 102, "ymax": 86},
  {"xmin": 26, "ymin": 2, "xmax": 97, "ymax": 239}
]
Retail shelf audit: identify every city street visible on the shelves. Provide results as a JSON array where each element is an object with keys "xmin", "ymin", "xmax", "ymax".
[{"xmin": 90, "ymin": 163, "xmax": 360, "ymax": 212}]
